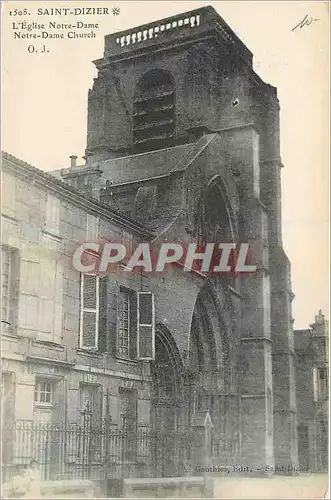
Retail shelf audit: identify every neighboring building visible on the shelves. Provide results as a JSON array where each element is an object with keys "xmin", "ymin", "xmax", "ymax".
[
  {"xmin": 1, "ymin": 152, "xmax": 154, "ymax": 481},
  {"xmin": 295, "ymin": 311, "xmax": 329, "ymax": 472},
  {"xmin": 1, "ymin": 5, "xmax": 306, "ymax": 483}
]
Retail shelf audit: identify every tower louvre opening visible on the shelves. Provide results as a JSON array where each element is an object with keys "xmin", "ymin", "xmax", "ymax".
[{"xmin": 133, "ymin": 69, "xmax": 175, "ymax": 153}]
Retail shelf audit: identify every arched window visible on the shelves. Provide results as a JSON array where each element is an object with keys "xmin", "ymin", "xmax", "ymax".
[
  {"xmin": 195, "ymin": 182, "xmax": 233, "ymax": 247},
  {"xmin": 195, "ymin": 181, "xmax": 236, "ymax": 285},
  {"xmin": 133, "ymin": 69, "xmax": 175, "ymax": 152}
]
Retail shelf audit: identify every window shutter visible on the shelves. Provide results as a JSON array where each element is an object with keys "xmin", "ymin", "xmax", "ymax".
[
  {"xmin": 137, "ymin": 292, "xmax": 155, "ymax": 360},
  {"xmin": 129, "ymin": 292, "xmax": 137, "ymax": 359},
  {"xmin": 11, "ymin": 250, "xmax": 20, "ymax": 331},
  {"xmin": 80, "ymin": 274, "xmax": 99, "ymax": 349},
  {"xmin": 98, "ymin": 276, "xmax": 108, "ymax": 353},
  {"xmin": 1, "ymin": 247, "xmax": 11, "ymax": 324}
]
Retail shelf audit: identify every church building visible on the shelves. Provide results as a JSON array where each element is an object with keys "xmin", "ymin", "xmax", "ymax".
[
  {"xmin": 58, "ymin": 5, "xmax": 297, "ymax": 472},
  {"xmin": 2, "ymin": 5, "xmax": 310, "ymax": 486}
]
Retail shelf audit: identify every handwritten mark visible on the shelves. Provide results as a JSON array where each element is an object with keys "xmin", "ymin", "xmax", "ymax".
[{"xmin": 292, "ymin": 14, "xmax": 319, "ymax": 31}]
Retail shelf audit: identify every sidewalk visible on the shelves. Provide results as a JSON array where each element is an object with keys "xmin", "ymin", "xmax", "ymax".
[{"xmin": 212, "ymin": 473, "xmax": 328, "ymax": 499}]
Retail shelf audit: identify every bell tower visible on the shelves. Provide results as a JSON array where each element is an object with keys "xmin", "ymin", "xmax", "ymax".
[
  {"xmin": 85, "ymin": 6, "xmax": 257, "ymax": 162},
  {"xmin": 81, "ymin": 5, "xmax": 298, "ymax": 473}
]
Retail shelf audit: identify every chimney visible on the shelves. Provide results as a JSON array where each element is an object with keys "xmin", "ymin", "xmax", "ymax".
[{"xmin": 70, "ymin": 155, "xmax": 78, "ymax": 168}]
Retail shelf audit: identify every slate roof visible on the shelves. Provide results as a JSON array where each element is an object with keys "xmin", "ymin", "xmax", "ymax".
[{"xmin": 98, "ymin": 135, "xmax": 215, "ymax": 186}]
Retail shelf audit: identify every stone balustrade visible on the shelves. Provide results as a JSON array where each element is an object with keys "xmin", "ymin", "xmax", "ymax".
[
  {"xmin": 98, "ymin": 6, "xmax": 252, "ymax": 65},
  {"xmin": 115, "ymin": 13, "xmax": 201, "ymax": 48}
]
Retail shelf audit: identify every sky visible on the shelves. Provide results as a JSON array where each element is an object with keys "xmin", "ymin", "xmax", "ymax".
[{"xmin": 2, "ymin": 1, "xmax": 329, "ymax": 329}]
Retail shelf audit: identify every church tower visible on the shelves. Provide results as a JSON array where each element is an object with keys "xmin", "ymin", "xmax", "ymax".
[{"xmin": 71, "ymin": 6, "xmax": 297, "ymax": 472}]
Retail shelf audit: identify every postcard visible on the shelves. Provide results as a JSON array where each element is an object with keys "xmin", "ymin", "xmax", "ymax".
[{"xmin": 1, "ymin": 1, "xmax": 329, "ymax": 498}]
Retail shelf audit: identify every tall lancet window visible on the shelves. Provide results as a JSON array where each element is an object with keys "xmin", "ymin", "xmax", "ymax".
[
  {"xmin": 195, "ymin": 183, "xmax": 232, "ymax": 247},
  {"xmin": 133, "ymin": 69, "xmax": 175, "ymax": 152}
]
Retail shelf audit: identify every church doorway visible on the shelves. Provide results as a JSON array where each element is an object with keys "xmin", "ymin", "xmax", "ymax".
[{"xmin": 150, "ymin": 327, "xmax": 185, "ymax": 477}]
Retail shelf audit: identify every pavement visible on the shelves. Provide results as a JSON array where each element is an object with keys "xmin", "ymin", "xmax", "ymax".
[{"xmin": 212, "ymin": 473, "xmax": 329, "ymax": 499}]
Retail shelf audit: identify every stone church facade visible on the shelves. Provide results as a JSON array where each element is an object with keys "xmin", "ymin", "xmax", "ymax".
[
  {"xmin": 2, "ymin": 5, "xmax": 326, "ymax": 484},
  {"xmin": 79, "ymin": 5, "xmax": 297, "ymax": 471}
]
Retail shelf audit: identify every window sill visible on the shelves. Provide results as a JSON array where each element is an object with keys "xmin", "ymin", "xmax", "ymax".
[
  {"xmin": 26, "ymin": 355, "xmax": 74, "ymax": 368},
  {"xmin": 34, "ymin": 402, "xmax": 54, "ymax": 409},
  {"xmin": 77, "ymin": 348, "xmax": 103, "ymax": 358},
  {"xmin": 33, "ymin": 339, "xmax": 64, "ymax": 351},
  {"xmin": 115, "ymin": 356, "xmax": 139, "ymax": 365}
]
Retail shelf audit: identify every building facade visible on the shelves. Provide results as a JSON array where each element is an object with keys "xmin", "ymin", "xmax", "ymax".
[
  {"xmin": 1, "ymin": 152, "xmax": 155, "ymax": 480},
  {"xmin": 295, "ymin": 311, "xmax": 329, "ymax": 472},
  {"xmin": 2, "ymin": 5, "xmax": 323, "ymax": 484}
]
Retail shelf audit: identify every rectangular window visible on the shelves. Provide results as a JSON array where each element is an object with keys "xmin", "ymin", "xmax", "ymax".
[
  {"xmin": 78, "ymin": 384, "xmax": 102, "ymax": 462},
  {"xmin": 45, "ymin": 194, "xmax": 60, "ymax": 234},
  {"xmin": 79, "ymin": 384, "xmax": 102, "ymax": 423},
  {"xmin": 137, "ymin": 292, "xmax": 155, "ymax": 360},
  {"xmin": 119, "ymin": 389, "xmax": 137, "ymax": 430},
  {"xmin": 80, "ymin": 274, "xmax": 99, "ymax": 350},
  {"xmin": 34, "ymin": 379, "xmax": 53, "ymax": 404},
  {"xmin": 119, "ymin": 388, "xmax": 137, "ymax": 461},
  {"xmin": 117, "ymin": 289, "xmax": 131, "ymax": 358}
]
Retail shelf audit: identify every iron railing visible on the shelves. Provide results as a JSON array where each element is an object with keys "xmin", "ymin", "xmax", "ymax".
[{"xmin": 2, "ymin": 422, "xmax": 194, "ymax": 482}]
